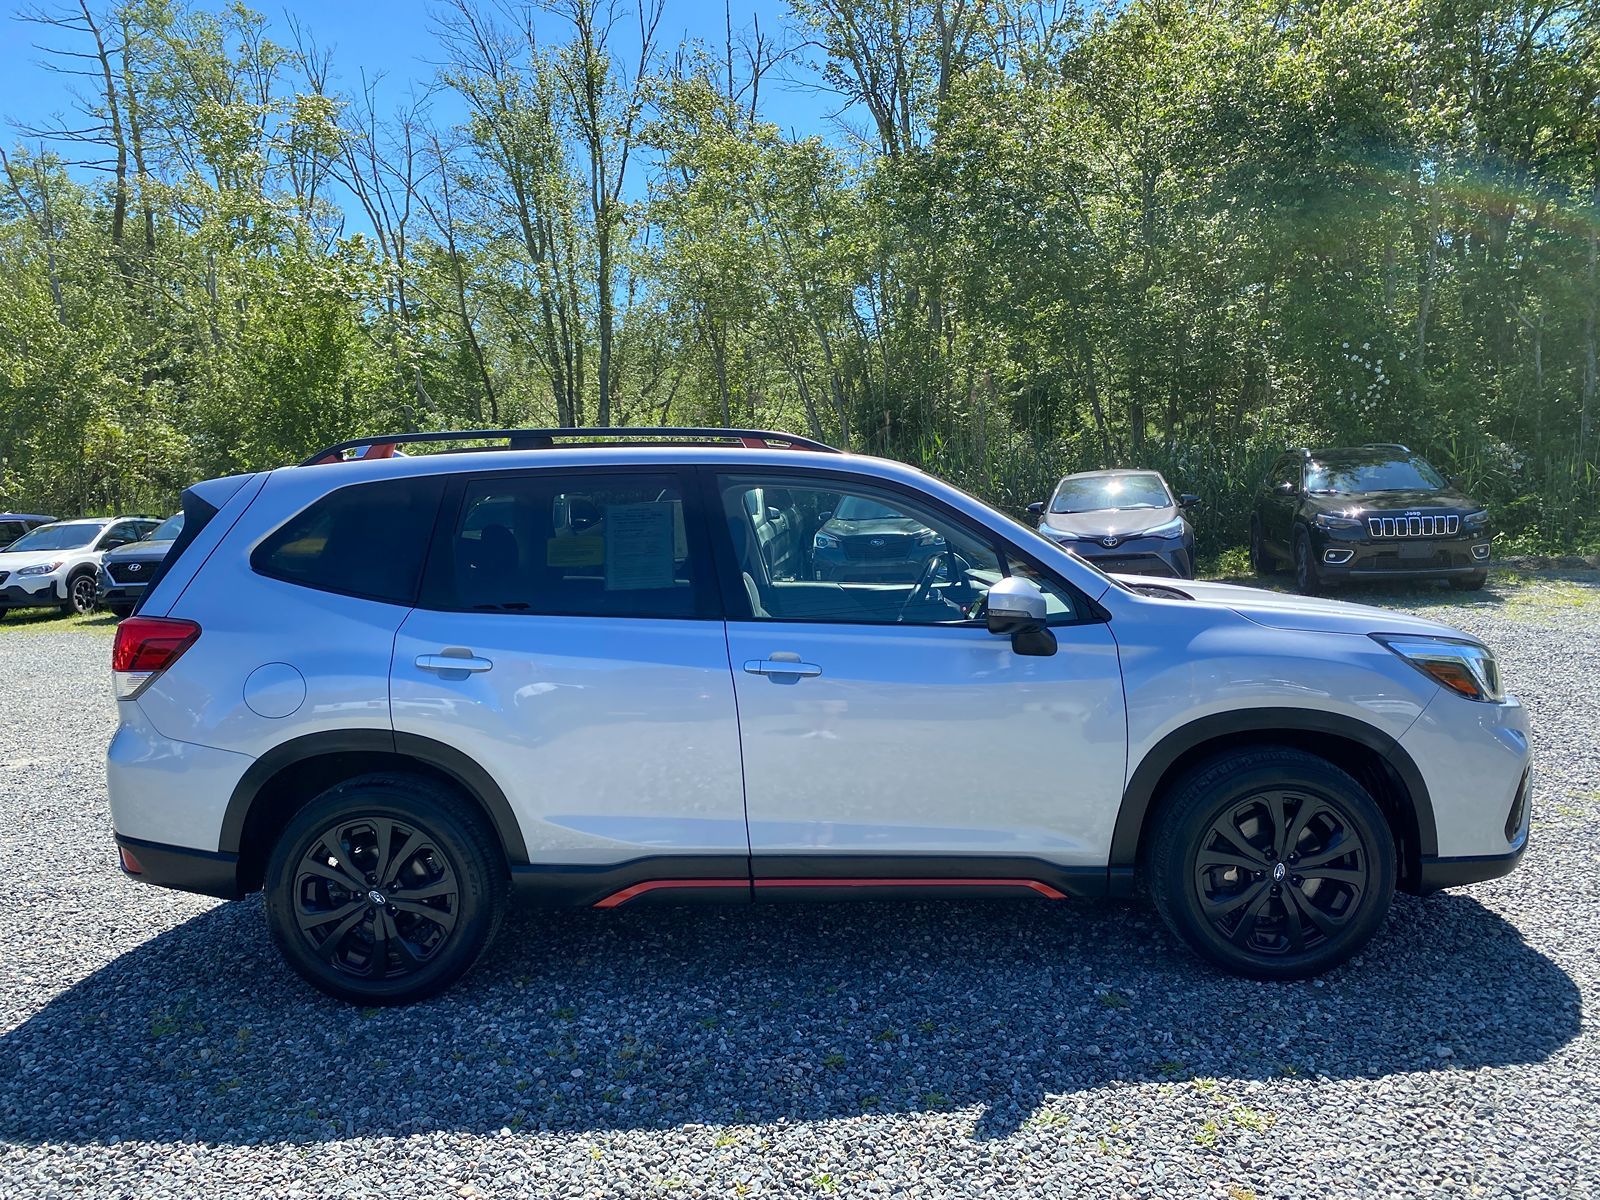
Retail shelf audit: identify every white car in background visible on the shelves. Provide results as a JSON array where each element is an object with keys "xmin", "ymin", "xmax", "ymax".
[{"xmin": 0, "ymin": 516, "xmax": 161, "ymax": 619}]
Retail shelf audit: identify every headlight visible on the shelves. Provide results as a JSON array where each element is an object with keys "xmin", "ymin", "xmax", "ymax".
[
  {"xmin": 1373, "ymin": 634, "xmax": 1503, "ymax": 702},
  {"xmin": 1144, "ymin": 517, "xmax": 1187, "ymax": 540},
  {"xmin": 16, "ymin": 561, "xmax": 64, "ymax": 576},
  {"xmin": 1042, "ymin": 527, "xmax": 1080, "ymax": 542},
  {"xmin": 813, "ymin": 531, "xmax": 839, "ymax": 551},
  {"xmin": 1314, "ymin": 513, "xmax": 1362, "ymax": 531},
  {"xmin": 1463, "ymin": 510, "xmax": 1489, "ymax": 529},
  {"xmin": 915, "ymin": 530, "xmax": 946, "ymax": 548}
]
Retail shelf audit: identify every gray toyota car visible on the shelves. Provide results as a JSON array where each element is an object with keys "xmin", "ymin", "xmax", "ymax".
[{"xmin": 1029, "ymin": 469, "xmax": 1199, "ymax": 578}]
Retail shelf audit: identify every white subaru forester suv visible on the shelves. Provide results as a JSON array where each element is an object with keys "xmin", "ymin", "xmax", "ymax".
[{"xmin": 106, "ymin": 428, "xmax": 1531, "ymax": 1005}]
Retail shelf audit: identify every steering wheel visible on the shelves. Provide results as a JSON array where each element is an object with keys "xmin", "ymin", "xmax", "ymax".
[{"xmin": 898, "ymin": 548, "xmax": 972, "ymax": 622}]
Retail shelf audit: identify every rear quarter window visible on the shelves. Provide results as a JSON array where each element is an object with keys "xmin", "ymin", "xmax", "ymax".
[{"xmin": 251, "ymin": 476, "xmax": 445, "ymax": 605}]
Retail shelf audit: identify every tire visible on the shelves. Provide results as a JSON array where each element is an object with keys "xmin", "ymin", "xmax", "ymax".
[
  {"xmin": 65, "ymin": 571, "xmax": 98, "ymax": 615},
  {"xmin": 264, "ymin": 773, "xmax": 506, "ymax": 1005},
  {"xmin": 1292, "ymin": 528, "xmax": 1321, "ymax": 595},
  {"xmin": 106, "ymin": 603, "xmax": 135, "ymax": 619},
  {"xmin": 1450, "ymin": 572, "xmax": 1488, "ymax": 592},
  {"xmin": 1145, "ymin": 747, "xmax": 1395, "ymax": 980},
  {"xmin": 1248, "ymin": 517, "xmax": 1275, "ymax": 575}
]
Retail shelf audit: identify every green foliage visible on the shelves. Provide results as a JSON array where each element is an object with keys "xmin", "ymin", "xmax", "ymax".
[{"xmin": 0, "ymin": 0, "xmax": 1594, "ymax": 552}]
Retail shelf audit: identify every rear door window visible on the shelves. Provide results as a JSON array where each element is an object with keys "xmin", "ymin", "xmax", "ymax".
[
  {"xmin": 252, "ymin": 476, "xmax": 445, "ymax": 605},
  {"xmin": 427, "ymin": 471, "xmax": 714, "ymax": 618}
]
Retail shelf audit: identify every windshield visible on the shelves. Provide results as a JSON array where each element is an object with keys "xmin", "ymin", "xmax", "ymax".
[
  {"xmin": 149, "ymin": 513, "xmax": 184, "ymax": 541},
  {"xmin": 5, "ymin": 522, "xmax": 102, "ymax": 552},
  {"xmin": 832, "ymin": 496, "xmax": 905, "ymax": 521},
  {"xmin": 1306, "ymin": 456, "xmax": 1446, "ymax": 494},
  {"xmin": 1050, "ymin": 473, "xmax": 1172, "ymax": 514}
]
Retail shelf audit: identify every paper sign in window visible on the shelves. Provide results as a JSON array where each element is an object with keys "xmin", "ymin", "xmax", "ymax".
[
  {"xmin": 604, "ymin": 502, "xmax": 676, "ymax": 590},
  {"xmin": 546, "ymin": 536, "xmax": 604, "ymax": 567}
]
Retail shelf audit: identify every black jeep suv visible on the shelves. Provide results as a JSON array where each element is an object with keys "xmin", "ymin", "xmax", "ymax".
[{"xmin": 1250, "ymin": 444, "xmax": 1491, "ymax": 593}]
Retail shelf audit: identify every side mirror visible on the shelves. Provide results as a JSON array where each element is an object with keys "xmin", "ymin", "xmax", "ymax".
[
  {"xmin": 985, "ymin": 576, "xmax": 1056, "ymax": 656},
  {"xmin": 1276, "ymin": 481, "xmax": 1297, "ymax": 495},
  {"xmin": 1180, "ymin": 493, "xmax": 1201, "ymax": 508},
  {"xmin": 817, "ymin": 510, "xmax": 833, "ymax": 524},
  {"xmin": 1025, "ymin": 501, "xmax": 1045, "ymax": 517},
  {"xmin": 767, "ymin": 507, "xmax": 783, "ymax": 521}
]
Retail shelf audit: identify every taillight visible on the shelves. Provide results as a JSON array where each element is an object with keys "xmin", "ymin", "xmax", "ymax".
[{"xmin": 112, "ymin": 616, "xmax": 200, "ymax": 700}]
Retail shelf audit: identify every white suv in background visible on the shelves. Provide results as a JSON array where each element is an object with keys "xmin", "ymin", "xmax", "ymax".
[
  {"xmin": 106, "ymin": 428, "xmax": 1531, "ymax": 1005},
  {"xmin": 0, "ymin": 516, "xmax": 160, "ymax": 619}
]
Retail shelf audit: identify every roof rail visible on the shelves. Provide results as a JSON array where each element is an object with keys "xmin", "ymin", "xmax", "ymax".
[
  {"xmin": 301, "ymin": 426, "xmax": 841, "ymax": 466},
  {"xmin": 1361, "ymin": 442, "xmax": 1411, "ymax": 453}
]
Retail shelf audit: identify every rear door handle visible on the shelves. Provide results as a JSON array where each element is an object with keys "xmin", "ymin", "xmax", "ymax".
[
  {"xmin": 742, "ymin": 658, "xmax": 822, "ymax": 678},
  {"xmin": 416, "ymin": 651, "xmax": 494, "ymax": 674}
]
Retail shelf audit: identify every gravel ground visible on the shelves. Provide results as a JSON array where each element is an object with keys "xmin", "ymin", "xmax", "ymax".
[{"xmin": 1, "ymin": 574, "xmax": 1597, "ymax": 1199}]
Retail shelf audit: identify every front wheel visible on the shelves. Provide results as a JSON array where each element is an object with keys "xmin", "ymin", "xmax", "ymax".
[
  {"xmin": 1450, "ymin": 571, "xmax": 1488, "ymax": 592},
  {"xmin": 264, "ymin": 774, "xmax": 506, "ymax": 1005},
  {"xmin": 1145, "ymin": 747, "xmax": 1395, "ymax": 980},
  {"xmin": 65, "ymin": 572, "xmax": 98, "ymax": 615}
]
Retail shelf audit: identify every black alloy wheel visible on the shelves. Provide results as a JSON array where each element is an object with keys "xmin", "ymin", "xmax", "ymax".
[
  {"xmin": 1192, "ymin": 791, "xmax": 1368, "ymax": 958},
  {"xmin": 67, "ymin": 573, "xmax": 97, "ymax": 615},
  {"xmin": 264, "ymin": 774, "xmax": 505, "ymax": 1005},
  {"xmin": 1146, "ymin": 747, "xmax": 1395, "ymax": 979}
]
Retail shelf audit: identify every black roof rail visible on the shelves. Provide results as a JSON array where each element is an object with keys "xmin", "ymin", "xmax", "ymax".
[{"xmin": 301, "ymin": 426, "xmax": 841, "ymax": 466}]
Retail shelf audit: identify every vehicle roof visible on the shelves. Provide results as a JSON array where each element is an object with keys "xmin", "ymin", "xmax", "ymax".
[
  {"xmin": 40, "ymin": 517, "xmax": 114, "ymax": 527},
  {"xmin": 0, "ymin": 513, "xmax": 55, "ymax": 521},
  {"xmin": 1306, "ymin": 446, "xmax": 1421, "ymax": 461}
]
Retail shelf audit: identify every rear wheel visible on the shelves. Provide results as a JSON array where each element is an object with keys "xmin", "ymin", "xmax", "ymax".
[
  {"xmin": 1248, "ymin": 517, "xmax": 1275, "ymax": 575},
  {"xmin": 1292, "ymin": 528, "xmax": 1321, "ymax": 594},
  {"xmin": 1146, "ymin": 747, "xmax": 1395, "ymax": 980},
  {"xmin": 106, "ymin": 602, "xmax": 135, "ymax": 619},
  {"xmin": 264, "ymin": 774, "xmax": 506, "ymax": 1005}
]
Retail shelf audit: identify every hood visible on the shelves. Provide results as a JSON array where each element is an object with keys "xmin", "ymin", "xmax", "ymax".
[
  {"xmin": 824, "ymin": 517, "xmax": 931, "ymax": 538},
  {"xmin": 103, "ymin": 539, "xmax": 174, "ymax": 562},
  {"xmin": 1304, "ymin": 487, "xmax": 1475, "ymax": 514},
  {"xmin": 0, "ymin": 548, "xmax": 80, "ymax": 571},
  {"xmin": 1130, "ymin": 576, "xmax": 1469, "ymax": 639},
  {"xmin": 1044, "ymin": 505, "xmax": 1181, "ymax": 538}
]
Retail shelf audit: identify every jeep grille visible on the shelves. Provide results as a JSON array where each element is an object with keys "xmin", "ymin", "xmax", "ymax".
[{"xmin": 1366, "ymin": 515, "xmax": 1459, "ymax": 538}]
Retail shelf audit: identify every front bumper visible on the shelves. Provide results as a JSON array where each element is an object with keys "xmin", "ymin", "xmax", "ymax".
[
  {"xmin": 0, "ymin": 575, "xmax": 65, "ymax": 609},
  {"xmin": 1416, "ymin": 842, "xmax": 1527, "ymax": 893},
  {"xmin": 1314, "ymin": 530, "xmax": 1490, "ymax": 580},
  {"xmin": 1050, "ymin": 537, "xmax": 1193, "ymax": 579}
]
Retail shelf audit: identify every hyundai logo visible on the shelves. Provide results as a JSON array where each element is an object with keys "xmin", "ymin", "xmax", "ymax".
[
  {"xmin": 127, "ymin": 563, "xmax": 142, "ymax": 573},
  {"xmin": 1101, "ymin": 536, "xmax": 1120, "ymax": 548}
]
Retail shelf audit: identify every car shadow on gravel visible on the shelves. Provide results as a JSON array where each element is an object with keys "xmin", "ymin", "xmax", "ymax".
[{"xmin": 0, "ymin": 891, "xmax": 1578, "ymax": 1146}]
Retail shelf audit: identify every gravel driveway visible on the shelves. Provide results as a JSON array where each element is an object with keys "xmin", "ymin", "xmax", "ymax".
[{"xmin": 1, "ymin": 574, "xmax": 1597, "ymax": 1199}]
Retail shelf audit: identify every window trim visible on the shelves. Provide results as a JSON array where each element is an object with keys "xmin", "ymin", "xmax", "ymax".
[
  {"xmin": 416, "ymin": 463, "xmax": 724, "ymax": 621},
  {"xmin": 696, "ymin": 465, "xmax": 1101, "ymax": 629},
  {"xmin": 249, "ymin": 476, "xmax": 447, "ymax": 607}
]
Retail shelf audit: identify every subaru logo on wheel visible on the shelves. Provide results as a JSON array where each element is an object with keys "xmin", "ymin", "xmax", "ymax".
[{"xmin": 1101, "ymin": 536, "xmax": 1120, "ymax": 548}]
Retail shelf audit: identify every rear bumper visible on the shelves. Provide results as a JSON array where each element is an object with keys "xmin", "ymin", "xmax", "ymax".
[{"xmin": 115, "ymin": 833, "xmax": 241, "ymax": 900}]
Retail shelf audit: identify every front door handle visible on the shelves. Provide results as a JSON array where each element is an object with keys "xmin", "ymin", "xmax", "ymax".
[
  {"xmin": 743, "ymin": 658, "xmax": 822, "ymax": 679},
  {"xmin": 416, "ymin": 651, "xmax": 494, "ymax": 674}
]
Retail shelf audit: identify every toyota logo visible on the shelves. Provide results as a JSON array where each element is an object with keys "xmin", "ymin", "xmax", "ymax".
[{"xmin": 1101, "ymin": 536, "xmax": 1120, "ymax": 548}]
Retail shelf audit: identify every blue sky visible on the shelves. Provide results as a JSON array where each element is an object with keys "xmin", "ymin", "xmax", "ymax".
[{"xmin": 0, "ymin": 0, "xmax": 849, "ymax": 157}]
